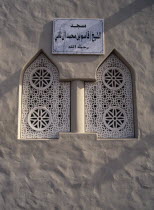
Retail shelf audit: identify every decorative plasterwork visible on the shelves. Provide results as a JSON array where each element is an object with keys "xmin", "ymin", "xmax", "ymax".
[
  {"xmin": 85, "ymin": 53, "xmax": 135, "ymax": 138},
  {"xmin": 19, "ymin": 52, "xmax": 70, "ymax": 139}
]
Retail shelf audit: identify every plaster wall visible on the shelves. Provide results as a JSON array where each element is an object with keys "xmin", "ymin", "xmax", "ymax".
[{"xmin": 0, "ymin": 0, "xmax": 154, "ymax": 209}]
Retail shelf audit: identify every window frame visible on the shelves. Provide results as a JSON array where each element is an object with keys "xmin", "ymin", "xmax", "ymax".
[
  {"xmin": 84, "ymin": 49, "xmax": 139, "ymax": 140},
  {"xmin": 18, "ymin": 49, "xmax": 71, "ymax": 140}
]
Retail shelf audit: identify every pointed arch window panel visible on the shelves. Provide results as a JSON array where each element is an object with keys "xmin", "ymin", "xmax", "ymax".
[
  {"xmin": 85, "ymin": 53, "xmax": 135, "ymax": 139},
  {"xmin": 18, "ymin": 51, "xmax": 70, "ymax": 139}
]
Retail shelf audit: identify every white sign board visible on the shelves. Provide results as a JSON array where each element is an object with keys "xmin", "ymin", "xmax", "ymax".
[{"xmin": 52, "ymin": 19, "xmax": 104, "ymax": 54}]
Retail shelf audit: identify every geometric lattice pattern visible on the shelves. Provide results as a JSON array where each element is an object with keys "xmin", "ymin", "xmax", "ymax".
[
  {"xmin": 85, "ymin": 53, "xmax": 134, "ymax": 138},
  {"xmin": 21, "ymin": 53, "xmax": 70, "ymax": 139}
]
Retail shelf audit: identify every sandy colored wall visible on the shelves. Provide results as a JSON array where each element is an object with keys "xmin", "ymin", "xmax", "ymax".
[{"xmin": 0, "ymin": 0, "xmax": 154, "ymax": 209}]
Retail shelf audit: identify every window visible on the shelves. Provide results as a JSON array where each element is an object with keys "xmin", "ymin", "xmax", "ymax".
[
  {"xmin": 85, "ymin": 52, "xmax": 135, "ymax": 139},
  {"xmin": 18, "ymin": 50, "xmax": 70, "ymax": 139}
]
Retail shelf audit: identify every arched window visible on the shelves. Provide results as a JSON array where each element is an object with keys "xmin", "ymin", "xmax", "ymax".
[
  {"xmin": 85, "ymin": 52, "xmax": 136, "ymax": 139},
  {"xmin": 18, "ymin": 50, "xmax": 70, "ymax": 139}
]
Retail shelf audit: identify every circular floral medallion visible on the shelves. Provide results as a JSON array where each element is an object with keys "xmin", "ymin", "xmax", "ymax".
[
  {"xmin": 28, "ymin": 107, "xmax": 52, "ymax": 131},
  {"xmin": 103, "ymin": 106, "xmax": 127, "ymax": 131},
  {"xmin": 103, "ymin": 67, "xmax": 124, "ymax": 90},
  {"xmin": 30, "ymin": 67, "xmax": 52, "ymax": 90}
]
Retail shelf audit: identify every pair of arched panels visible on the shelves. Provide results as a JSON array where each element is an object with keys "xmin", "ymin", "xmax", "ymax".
[{"xmin": 18, "ymin": 50, "xmax": 136, "ymax": 140}]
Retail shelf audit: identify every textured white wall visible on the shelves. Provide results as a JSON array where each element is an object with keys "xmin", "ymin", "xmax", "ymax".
[{"xmin": 0, "ymin": 0, "xmax": 154, "ymax": 209}]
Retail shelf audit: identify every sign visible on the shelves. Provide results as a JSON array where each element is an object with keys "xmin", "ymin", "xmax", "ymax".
[{"xmin": 52, "ymin": 19, "xmax": 104, "ymax": 54}]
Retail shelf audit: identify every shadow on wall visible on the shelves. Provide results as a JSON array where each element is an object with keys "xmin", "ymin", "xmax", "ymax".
[
  {"xmin": 37, "ymin": 0, "xmax": 154, "ymax": 71},
  {"xmin": 0, "ymin": 71, "xmax": 20, "ymax": 99},
  {"xmin": 105, "ymin": 0, "xmax": 153, "ymax": 31},
  {"xmin": 90, "ymin": 133, "xmax": 154, "ymax": 192},
  {"xmin": 39, "ymin": 0, "xmax": 154, "ymax": 53},
  {"xmin": 39, "ymin": 21, "xmax": 52, "ymax": 55},
  {"xmin": 0, "ymin": 0, "xmax": 153, "ymax": 98}
]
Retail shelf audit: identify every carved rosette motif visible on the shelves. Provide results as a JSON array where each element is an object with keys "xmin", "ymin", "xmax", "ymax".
[
  {"xmin": 103, "ymin": 67, "xmax": 124, "ymax": 90},
  {"xmin": 30, "ymin": 67, "xmax": 53, "ymax": 90},
  {"xmin": 28, "ymin": 107, "xmax": 52, "ymax": 131},
  {"xmin": 85, "ymin": 53, "xmax": 134, "ymax": 138},
  {"xmin": 103, "ymin": 107, "xmax": 127, "ymax": 131}
]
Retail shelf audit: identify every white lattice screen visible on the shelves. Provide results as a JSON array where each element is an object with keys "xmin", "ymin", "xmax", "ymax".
[
  {"xmin": 85, "ymin": 53, "xmax": 134, "ymax": 138},
  {"xmin": 20, "ymin": 53, "xmax": 70, "ymax": 139}
]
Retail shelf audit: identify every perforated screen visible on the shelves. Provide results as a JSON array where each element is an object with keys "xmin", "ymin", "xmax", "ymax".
[
  {"xmin": 20, "ymin": 53, "xmax": 70, "ymax": 139},
  {"xmin": 85, "ymin": 53, "xmax": 134, "ymax": 138}
]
